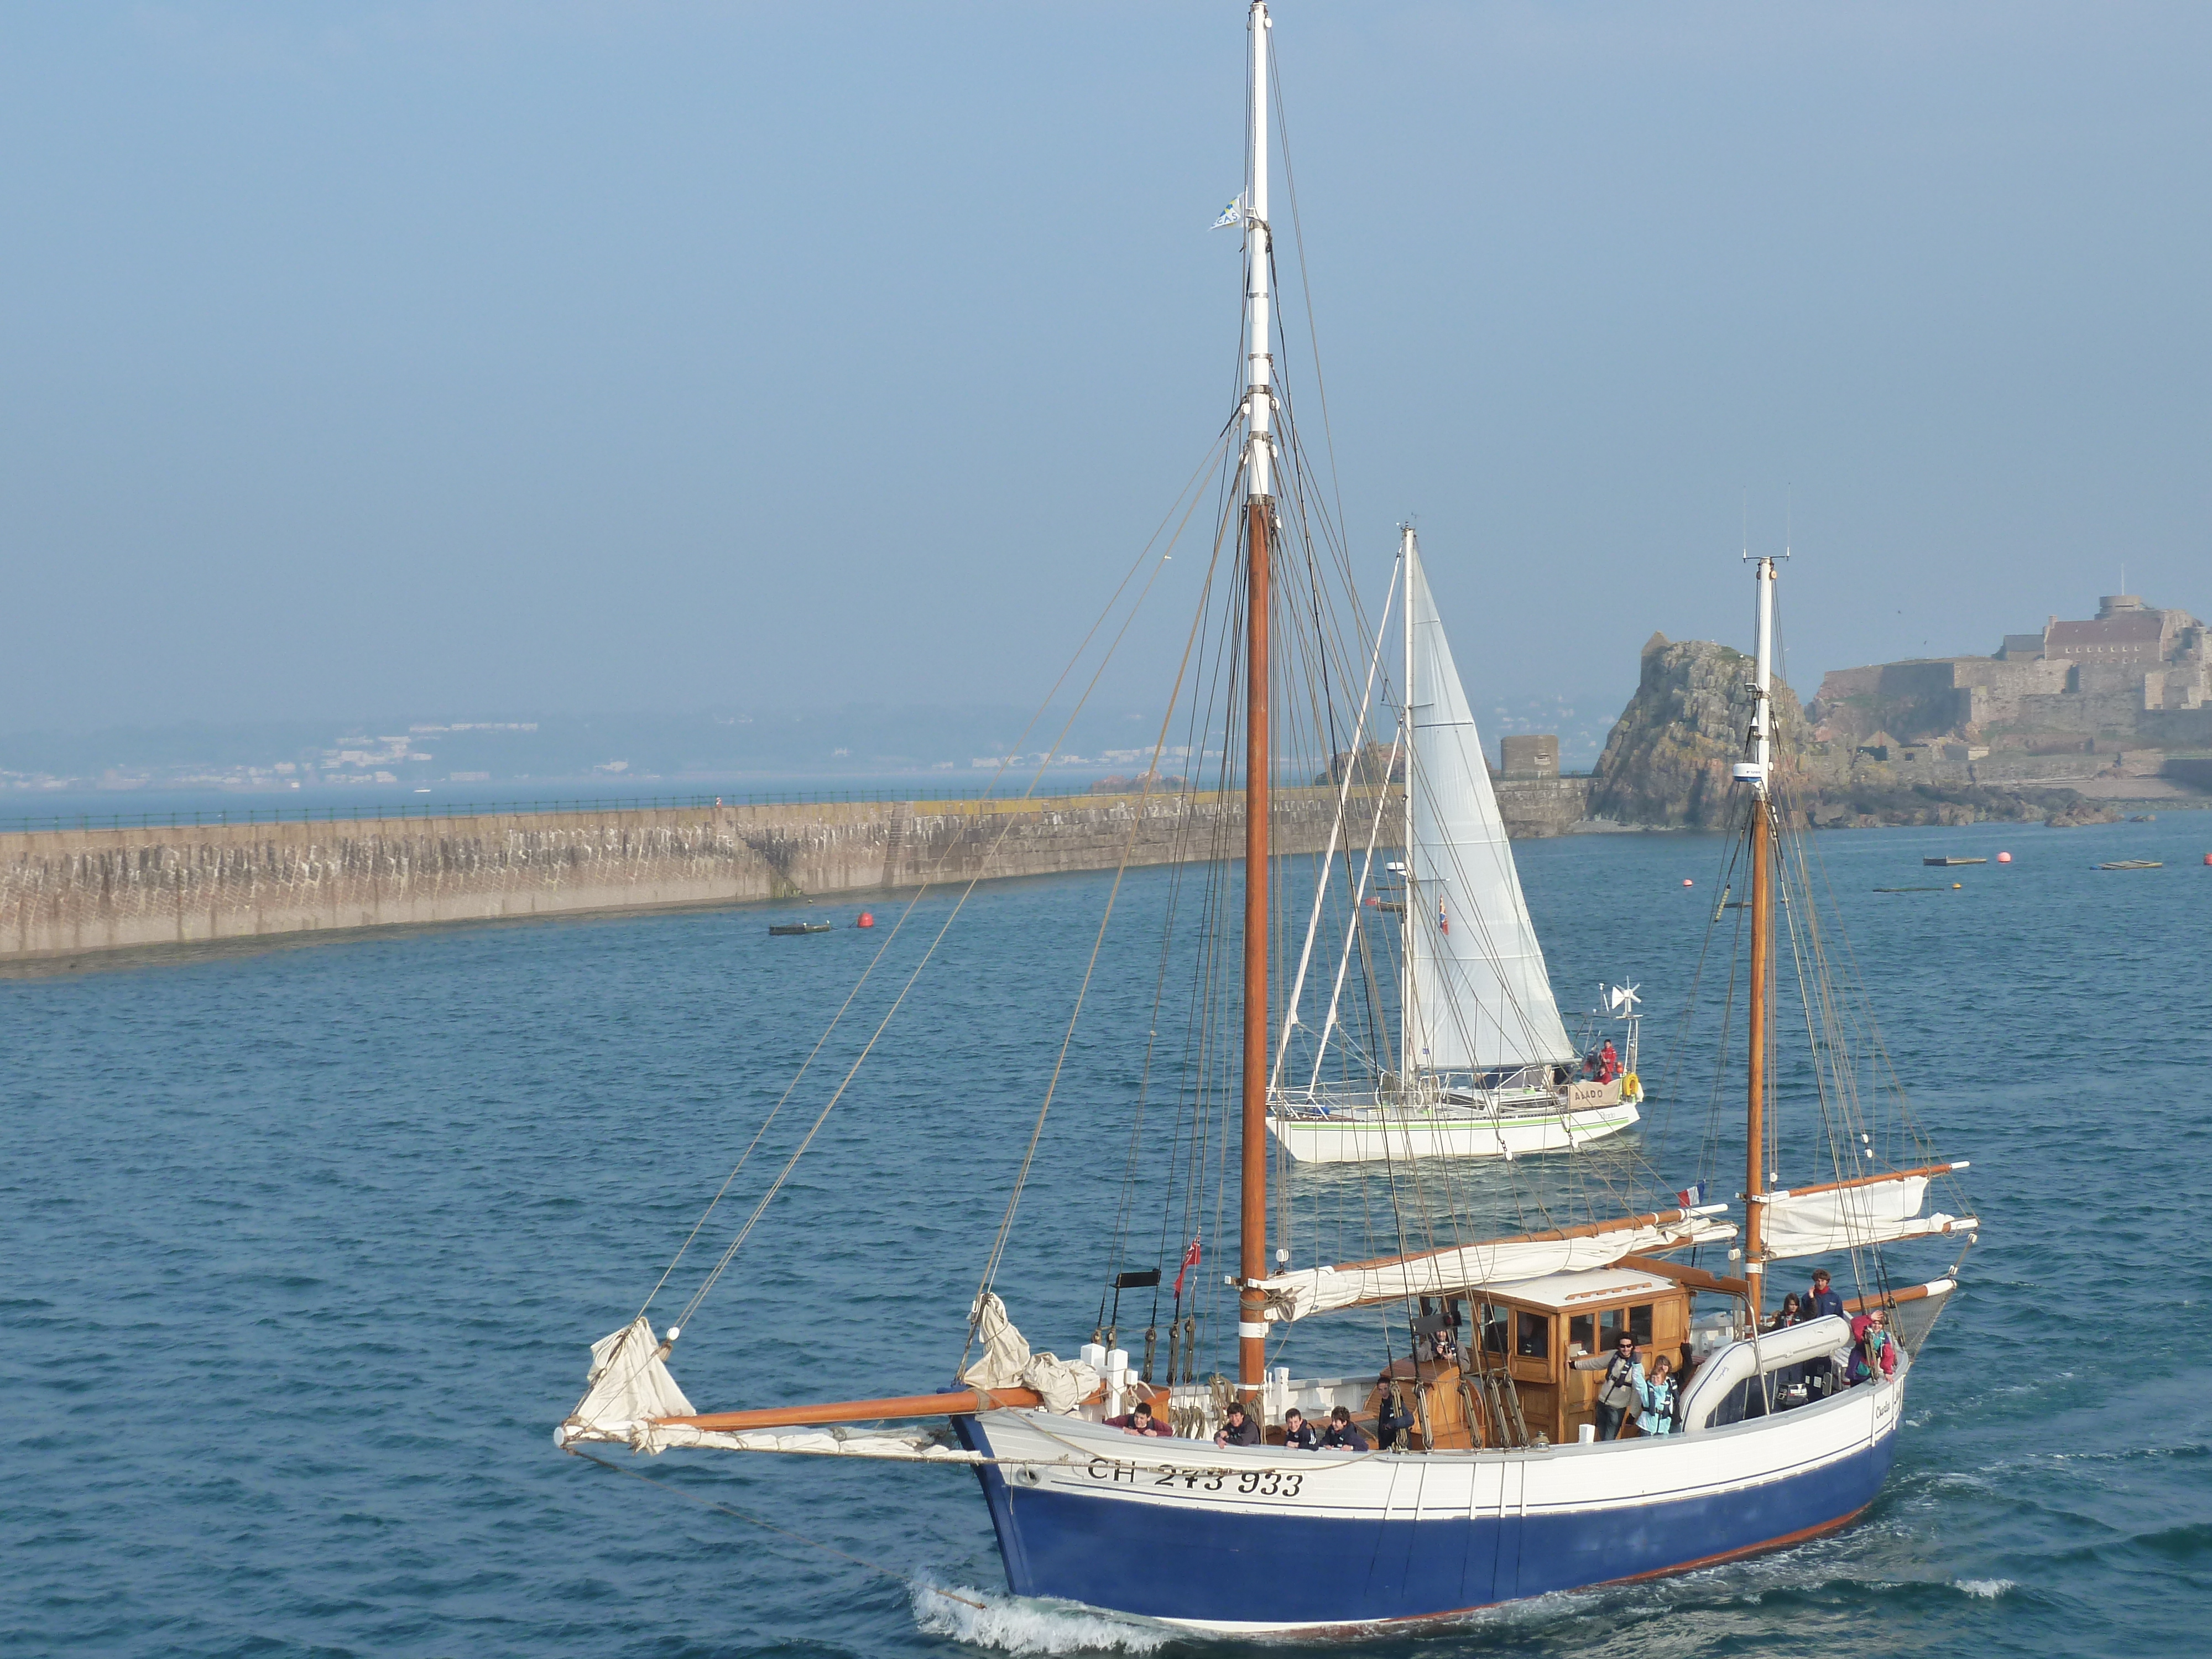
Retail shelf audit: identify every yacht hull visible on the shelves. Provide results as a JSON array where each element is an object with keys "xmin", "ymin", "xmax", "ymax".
[
  {"xmin": 1265, "ymin": 1102, "xmax": 1640, "ymax": 1164},
  {"xmin": 955, "ymin": 1376, "xmax": 1899, "ymax": 1632}
]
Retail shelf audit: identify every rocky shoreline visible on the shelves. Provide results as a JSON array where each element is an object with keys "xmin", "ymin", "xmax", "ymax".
[{"xmin": 1526, "ymin": 633, "xmax": 2208, "ymax": 837}]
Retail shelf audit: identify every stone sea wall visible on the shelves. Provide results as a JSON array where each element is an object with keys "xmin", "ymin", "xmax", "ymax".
[{"xmin": 2, "ymin": 788, "xmax": 1427, "ymax": 964}]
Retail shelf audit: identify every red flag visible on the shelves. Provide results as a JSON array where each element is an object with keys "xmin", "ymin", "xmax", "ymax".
[{"xmin": 1172, "ymin": 1235, "xmax": 1202, "ymax": 1298}]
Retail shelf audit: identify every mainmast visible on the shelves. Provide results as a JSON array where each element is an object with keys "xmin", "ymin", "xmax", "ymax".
[
  {"xmin": 1736, "ymin": 555, "xmax": 1779, "ymax": 1326},
  {"xmin": 1397, "ymin": 525, "xmax": 1416, "ymax": 1086},
  {"xmin": 1237, "ymin": 0, "xmax": 1275, "ymax": 1398}
]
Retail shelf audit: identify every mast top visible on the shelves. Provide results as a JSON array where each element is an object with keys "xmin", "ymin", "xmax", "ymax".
[{"xmin": 1242, "ymin": 1, "xmax": 1274, "ymax": 504}]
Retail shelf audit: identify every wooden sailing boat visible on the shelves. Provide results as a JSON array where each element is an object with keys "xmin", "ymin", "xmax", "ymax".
[
  {"xmin": 556, "ymin": 4, "xmax": 1979, "ymax": 1631},
  {"xmin": 1263, "ymin": 524, "xmax": 1642, "ymax": 1164}
]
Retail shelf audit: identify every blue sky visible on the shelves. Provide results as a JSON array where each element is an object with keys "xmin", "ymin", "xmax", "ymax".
[{"xmin": 2, "ymin": 2, "xmax": 2206, "ymax": 735}]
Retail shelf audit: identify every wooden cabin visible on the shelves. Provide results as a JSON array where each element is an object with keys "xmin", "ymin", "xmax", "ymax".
[{"xmin": 1362, "ymin": 1266, "xmax": 1692, "ymax": 1448}]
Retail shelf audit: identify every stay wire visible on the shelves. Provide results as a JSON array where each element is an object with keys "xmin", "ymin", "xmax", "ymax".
[{"xmin": 671, "ymin": 435, "xmax": 1229, "ymax": 1338}]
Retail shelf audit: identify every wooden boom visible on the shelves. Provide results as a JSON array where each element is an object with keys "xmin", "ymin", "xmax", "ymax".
[{"xmin": 658, "ymin": 1381, "xmax": 1164, "ymax": 1433}]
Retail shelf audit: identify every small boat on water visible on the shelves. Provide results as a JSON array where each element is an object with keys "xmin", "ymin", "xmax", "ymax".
[
  {"xmin": 2098, "ymin": 860, "xmax": 2162, "ymax": 870},
  {"xmin": 1923, "ymin": 856, "xmax": 1986, "ymax": 867},
  {"xmin": 1262, "ymin": 525, "xmax": 1642, "ymax": 1166},
  {"xmin": 766, "ymin": 921, "xmax": 832, "ymax": 936}
]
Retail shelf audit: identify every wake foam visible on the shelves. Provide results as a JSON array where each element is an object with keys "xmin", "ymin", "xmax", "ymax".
[
  {"xmin": 1954, "ymin": 1578, "xmax": 2015, "ymax": 1598},
  {"xmin": 910, "ymin": 1581, "xmax": 1172, "ymax": 1654}
]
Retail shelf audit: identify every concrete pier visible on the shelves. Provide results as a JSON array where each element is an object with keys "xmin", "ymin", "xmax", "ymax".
[{"xmin": 1, "ymin": 787, "xmax": 1416, "ymax": 966}]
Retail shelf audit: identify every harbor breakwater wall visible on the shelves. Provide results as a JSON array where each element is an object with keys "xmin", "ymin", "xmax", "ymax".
[{"xmin": 2, "ymin": 787, "xmax": 1432, "ymax": 965}]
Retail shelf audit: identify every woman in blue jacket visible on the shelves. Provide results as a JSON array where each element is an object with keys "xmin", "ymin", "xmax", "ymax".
[{"xmin": 1634, "ymin": 1354, "xmax": 1678, "ymax": 1436}]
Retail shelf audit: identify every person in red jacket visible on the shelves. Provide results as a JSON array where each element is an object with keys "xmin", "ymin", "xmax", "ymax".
[{"xmin": 1105, "ymin": 1399, "xmax": 1174, "ymax": 1437}]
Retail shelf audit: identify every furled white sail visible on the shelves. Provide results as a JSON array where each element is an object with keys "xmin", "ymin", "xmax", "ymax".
[
  {"xmin": 1402, "ymin": 540, "xmax": 1576, "ymax": 1072},
  {"xmin": 1762, "ymin": 1175, "xmax": 1978, "ymax": 1260},
  {"xmin": 1261, "ymin": 1209, "xmax": 1736, "ymax": 1322},
  {"xmin": 554, "ymin": 1316, "xmax": 696, "ymax": 1452}
]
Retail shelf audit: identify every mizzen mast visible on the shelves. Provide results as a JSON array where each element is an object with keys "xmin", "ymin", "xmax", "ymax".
[
  {"xmin": 1237, "ymin": 0, "xmax": 1276, "ymax": 1399},
  {"xmin": 1736, "ymin": 554, "xmax": 1780, "ymax": 1326}
]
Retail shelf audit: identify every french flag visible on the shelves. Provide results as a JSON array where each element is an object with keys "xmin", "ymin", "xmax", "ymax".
[{"xmin": 1677, "ymin": 1180, "xmax": 1707, "ymax": 1207}]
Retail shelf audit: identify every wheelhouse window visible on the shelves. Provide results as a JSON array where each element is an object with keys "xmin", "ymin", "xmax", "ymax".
[
  {"xmin": 1599, "ymin": 1303, "xmax": 1655, "ymax": 1348},
  {"xmin": 1568, "ymin": 1313, "xmax": 1594, "ymax": 1355},
  {"xmin": 1516, "ymin": 1311, "xmax": 1549, "ymax": 1359}
]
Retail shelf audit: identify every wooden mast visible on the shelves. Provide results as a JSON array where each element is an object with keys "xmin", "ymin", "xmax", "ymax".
[
  {"xmin": 1237, "ymin": 0, "xmax": 1275, "ymax": 1398},
  {"xmin": 1744, "ymin": 777, "xmax": 1771, "ymax": 1323},
  {"xmin": 1740, "ymin": 554, "xmax": 1778, "ymax": 1326}
]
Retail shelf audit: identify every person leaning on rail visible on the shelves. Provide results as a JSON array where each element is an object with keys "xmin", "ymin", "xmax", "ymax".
[
  {"xmin": 1214, "ymin": 1400, "xmax": 1262, "ymax": 1447},
  {"xmin": 1319, "ymin": 1405, "xmax": 1369, "ymax": 1451},
  {"xmin": 1104, "ymin": 1399, "xmax": 1174, "ymax": 1438}
]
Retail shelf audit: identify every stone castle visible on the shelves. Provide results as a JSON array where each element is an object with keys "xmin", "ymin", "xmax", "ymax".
[{"xmin": 1808, "ymin": 594, "xmax": 2212, "ymax": 786}]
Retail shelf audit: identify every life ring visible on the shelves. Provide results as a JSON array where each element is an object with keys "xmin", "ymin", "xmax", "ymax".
[{"xmin": 1620, "ymin": 1072, "xmax": 1643, "ymax": 1103}]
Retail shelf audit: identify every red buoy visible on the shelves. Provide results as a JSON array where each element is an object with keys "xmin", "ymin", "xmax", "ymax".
[
  {"xmin": 1997, "ymin": 851, "xmax": 2012, "ymax": 864},
  {"xmin": 1682, "ymin": 879, "xmax": 1694, "ymax": 888},
  {"xmin": 857, "ymin": 910, "xmax": 875, "ymax": 928},
  {"xmin": 2203, "ymin": 853, "xmax": 2211, "ymax": 867}
]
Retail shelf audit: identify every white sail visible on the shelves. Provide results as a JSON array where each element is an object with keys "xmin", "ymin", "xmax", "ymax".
[
  {"xmin": 1261, "ymin": 1208, "xmax": 1737, "ymax": 1322},
  {"xmin": 1402, "ymin": 540, "xmax": 1577, "ymax": 1072},
  {"xmin": 1762, "ymin": 1174, "xmax": 1978, "ymax": 1260}
]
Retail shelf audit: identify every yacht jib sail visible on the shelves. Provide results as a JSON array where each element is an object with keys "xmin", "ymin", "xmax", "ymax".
[
  {"xmin": 1402, "ymin": 538, "xmax": 1576, "ymax": 1075},
  {"xmin": 1262, "ymin": 525, "xmax": 1634, "ymax": 1164},
  {"xmin": 558, "ymin": 4, "xmax": 1981, "ymax": 1635}
]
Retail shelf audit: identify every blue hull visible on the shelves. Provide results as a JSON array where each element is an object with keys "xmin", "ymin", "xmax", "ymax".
[{"xmin": 952, "ymin": 1418, "xmax": 1895, "ymax": 1627}]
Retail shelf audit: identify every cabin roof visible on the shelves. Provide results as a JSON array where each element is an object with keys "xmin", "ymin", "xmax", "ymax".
[{"xmin": 1486, "ymin": 1265, "xmax": 1678, "ymax": 1311}]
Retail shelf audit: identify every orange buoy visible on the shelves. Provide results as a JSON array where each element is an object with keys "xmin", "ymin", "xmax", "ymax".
[
  {"xmin": 2203, "ymin": 853, "xmax": 2211, "ymax": 867},
  {"xmin": 1682, "ymin": 879, "xmax": 1694, "ymax": 888},
  {"xmin": 857, "ymin": 910, "xmax": 875, "ymax": 928},
  {"xmin": 1996, "ymin": 851, "xmax": 2012, "ymax": 864}
]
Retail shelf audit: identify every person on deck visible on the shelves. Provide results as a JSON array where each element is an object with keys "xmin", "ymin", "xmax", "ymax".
[
  {"xmin": 1633, "ymin": 1355, "xmax": 1678, "ymax": 1435},
  {"xmin": 1572, "ymin": 1334, "xmax": 1644, "ymax": 1440},
  {"xmin": 1214, "ymin": 1401, "xmax": 1262, "ymax": 1447},
  {"xmin": 1845, "ymin": 1312, "xmax": 1897, "ymax": 1386},
  {"xmin": 1320, "ymin": 1405, "xmax": 1369, "ymax": 1451},
  {"xmin": 1105, "ymin": 1400, "xmax": 1173, "ymax": 1438},
  {"xmin": 1802, "ymin": 1271, "xmax": 1847, "ymax": 1395},
  {"xmin": 1374, "ymin": 1380, "xmax": 1418, "ymax": 1451},
  {"xmin": 1598, "ymin": 1040, "xmax": 1621, "ymax": 1083},
  {"xmin": 1805, "ymin": 1270, "xmax": 1846, "ymax": 1321},
  {"xmin": 1280, "ymin": 1407, "xmax": 1321, "ymax": 1451},
  {"xmin": 1764, "ymin": 1292, "xmax": 1807, "ymax": 1397}
]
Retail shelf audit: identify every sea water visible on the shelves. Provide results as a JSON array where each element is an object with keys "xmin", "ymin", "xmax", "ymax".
[{"xmin": 4, "ymin": 813, "xmax": 2208, "ymax": 1656}]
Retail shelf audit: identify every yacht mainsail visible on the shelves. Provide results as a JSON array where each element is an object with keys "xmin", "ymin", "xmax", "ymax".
[{"xmin": 1402, "ymin": 540, "xmax": 1577, "ymax": 1072}]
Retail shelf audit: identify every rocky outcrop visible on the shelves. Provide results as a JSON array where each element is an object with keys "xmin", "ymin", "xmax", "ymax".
[
  {"xmin": 1588, "ymin": 633, "xmax": 2112, "ymax": 830},
  {"xmin": 1586, "ymin": 635, "xmax": 1812, "ymax": 828}
]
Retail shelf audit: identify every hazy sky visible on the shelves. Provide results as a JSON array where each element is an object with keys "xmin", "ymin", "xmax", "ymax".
[{"xmin": 3, "ymin": 2, "xmax": 2206, "ymax": 735}]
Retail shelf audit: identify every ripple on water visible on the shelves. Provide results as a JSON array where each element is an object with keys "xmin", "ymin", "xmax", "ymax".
[{"xmin": 5, "ymin": 826, "xmax": 2212, "ymax": 1657}]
